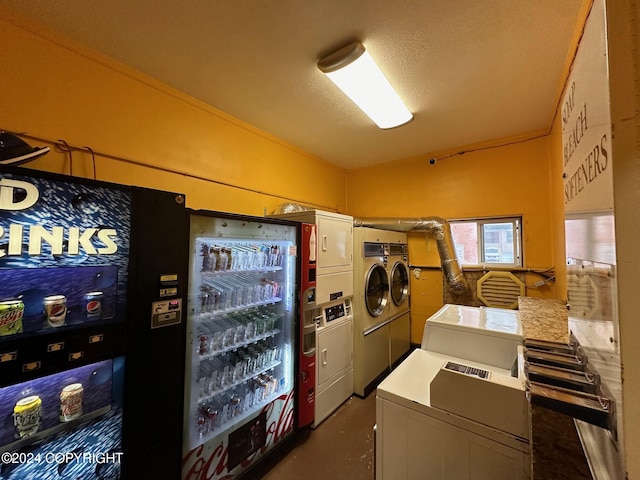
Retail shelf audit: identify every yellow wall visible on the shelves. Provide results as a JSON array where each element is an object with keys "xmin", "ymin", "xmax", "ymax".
[
  {"xmin": 0, "ymin": 11, "xmax": 347, "ymax": 217},
  {"xmin": 548, "ymin": 112, "xmax": 568, "ymax": 300},
  {"xmin": 0, "ymin": 5, "xmax": 571, "ymax": 349},
  {"xmin": 346, "ymin": 136, "xmax": 558, "ymax": 343}
]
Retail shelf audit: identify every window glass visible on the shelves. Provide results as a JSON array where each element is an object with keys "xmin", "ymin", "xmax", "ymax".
[{"xmin": 450, "ymin": 217, "xmax": 522, "ymax": 267}]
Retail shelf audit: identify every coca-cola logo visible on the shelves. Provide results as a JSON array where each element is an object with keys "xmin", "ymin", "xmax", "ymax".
[{"xmin": 182, "ymin": 391, "xmax": 294, "ymax": 480}]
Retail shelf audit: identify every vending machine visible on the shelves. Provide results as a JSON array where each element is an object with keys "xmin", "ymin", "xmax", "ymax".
[
  {"xmin": 181, "ymin": 211, "xmax": 301, "ymax": 480},
  {"xmin": 297, "ymin": 223, "xmax": 316, "ymax": 429},
  {"xmin": 0, "ymin": 165, "xmax": 188, "ymax": 479}
]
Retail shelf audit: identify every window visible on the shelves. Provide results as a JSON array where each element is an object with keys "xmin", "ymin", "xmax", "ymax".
[{"xmin": 450, "ymin": 217, "xmax": 522, "ymax": 267}]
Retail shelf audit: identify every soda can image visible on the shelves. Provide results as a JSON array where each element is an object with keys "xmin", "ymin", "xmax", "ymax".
[
  {"xmin": 60, "ymin": 383, "xmax": 84, "ymax": 421},
  {"xmin": 13, "ymin": 395, "xmax": 43, "ymax": 438},
  {"xmin": 0, "ymin": 299, "xmax": 24, "ymax": 336},
  {"xmin": 84, "ymin": 291, "xmax": 103, "ymax": 320},
  {"xmin": 44, "ymin": 295, "xmax": 67, "ymax": 327}
]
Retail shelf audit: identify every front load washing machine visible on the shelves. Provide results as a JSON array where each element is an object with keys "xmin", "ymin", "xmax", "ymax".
[
  {"xmin": 387, "ymin": 240, "xmax": 410, "ymax": 320},
  {"xmin": 354, "ymin": 227, "xmax": 392, "ymax": 396},
  {"xmin": 363, "ymin": 241, "xmax": 390, "ymax": 328},
  {"xmin": 387, "ymin": 235, "xmax": 411, "ymax": 366}
]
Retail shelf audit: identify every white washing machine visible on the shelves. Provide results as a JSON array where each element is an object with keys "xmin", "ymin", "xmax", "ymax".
[
  {"xmin": 387, "ymin": 240, "xmax": 410, "ymax": 320},
  {"xmin": 387, "ymin": 234, "xmax": 411, "ymax": 366},
  {"xmin": 375, "ymin": 349, "xmax": 530, "ymax": 480},
  {"xmin": 375, "ymin": 304, "xmax": 530, "ymax": 480},
  {"xmin": 353, "ymin": 227, "xmax": 392, "ymax": 396}
]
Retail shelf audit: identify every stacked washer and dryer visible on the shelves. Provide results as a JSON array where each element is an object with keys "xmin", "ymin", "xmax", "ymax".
[
  {"xmin": 353, "ymin": 227, "xmax": 411, "ymax": 397},
  {"xmin": 270, "ymin": 209, "xmax": 355, "ymax": 428}
]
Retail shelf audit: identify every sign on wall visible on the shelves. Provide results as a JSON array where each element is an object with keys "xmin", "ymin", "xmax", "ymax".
[{"xmin": 562, "ymin": 0, "xmax": 613, "ymax": 214}]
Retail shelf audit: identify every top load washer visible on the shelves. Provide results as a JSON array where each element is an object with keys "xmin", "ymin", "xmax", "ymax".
[
  {"xmin": 376, "ymin": 303, "xmax": 529, "ymax": 480},
  {"xmin": 375, "ymin": 349, "xmax": 530, "ymax": 480},
  {"xmin": 421, "ymin": 303, "xmax": 523, "ymax": 370}
]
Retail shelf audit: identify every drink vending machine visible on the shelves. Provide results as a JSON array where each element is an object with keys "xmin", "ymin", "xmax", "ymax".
[
  {"xmin": 181, "ymin": 211, "xmax": 305, "ymax": 480},
  {"xmin": 0, "ymin": 165, "xmax": 188, "ymax": 479},
  {"xmin": 297, "ymin": 223, "xmax": 316, "ymax": 429}
]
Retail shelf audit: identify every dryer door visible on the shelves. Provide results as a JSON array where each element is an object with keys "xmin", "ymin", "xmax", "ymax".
[
  {"xmin": 390, "ymin": 262, "xmax": 409, "ymax": 306},
  {"xmin": 365, "ymin": 263, "xmax": 389, "ymax": 317}
]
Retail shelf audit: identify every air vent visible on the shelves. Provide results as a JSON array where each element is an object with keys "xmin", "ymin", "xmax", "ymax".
[
  {"xmin": 567, "ymin": 274, "xmax": 599, "ymax": 318},
  {"xmin": 476, "ymin": 271, "xmax": 525, "ymax": 309}
]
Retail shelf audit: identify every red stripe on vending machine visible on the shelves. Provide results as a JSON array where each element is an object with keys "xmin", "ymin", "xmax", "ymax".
[{"xmin": 298, "ymin": 223, "xmax": 316, "ymax": 428}]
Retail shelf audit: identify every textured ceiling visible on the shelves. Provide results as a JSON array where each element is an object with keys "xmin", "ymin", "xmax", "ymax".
[{"xmin": 0, "ymin": 0, "xmax": 587, "ymax": 170}]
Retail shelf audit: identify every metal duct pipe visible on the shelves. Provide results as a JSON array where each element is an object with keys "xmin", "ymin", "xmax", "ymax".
[{"xmin": 353, "ymin": 217, "xmax": 470, "ymax": 295}]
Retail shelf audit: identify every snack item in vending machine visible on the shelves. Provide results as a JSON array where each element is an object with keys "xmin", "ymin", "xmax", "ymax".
[{"xmin": 0, "ymin": 299, "xmax": 24, "ymax": 336}]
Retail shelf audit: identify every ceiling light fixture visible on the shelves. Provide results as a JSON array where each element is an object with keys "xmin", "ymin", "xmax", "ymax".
[{"xmin": 317, "ymin": 41, "xmax": 413, "ymax": 129}]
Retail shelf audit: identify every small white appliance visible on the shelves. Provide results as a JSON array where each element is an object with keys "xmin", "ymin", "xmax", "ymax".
[{"xmin": 421, "ymin": 303, "xmax": 523, "ymax": 369}]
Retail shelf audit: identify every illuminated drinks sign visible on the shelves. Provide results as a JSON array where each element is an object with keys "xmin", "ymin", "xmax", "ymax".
[{"xmin": 0, "ymin": 176, "xmax": 128, "ymax": 261}]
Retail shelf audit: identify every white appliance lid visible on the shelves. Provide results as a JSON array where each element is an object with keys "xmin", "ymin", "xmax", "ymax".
[{"xmin": 427, "ymin": 304, "xmax": 523, "ymax": 338}]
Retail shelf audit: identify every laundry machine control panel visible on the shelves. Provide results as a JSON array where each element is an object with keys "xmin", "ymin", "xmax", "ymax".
[{"xmin": 324, "ymin": 302, "xmax": 346, "ymax": 322}]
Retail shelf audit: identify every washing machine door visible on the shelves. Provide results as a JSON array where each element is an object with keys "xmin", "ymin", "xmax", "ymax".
[
  {"xmin": 390, "ymin": 262, "xmax": 409, "ymax": 306},
  {"xmin": 365, "ymin": 263, "xmax": 389, "ymax": 317}
]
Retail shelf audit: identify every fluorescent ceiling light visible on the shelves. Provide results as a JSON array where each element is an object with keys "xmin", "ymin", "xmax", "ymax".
[{"xmin": 318, "ymin": 42, "xmax": 413, "ymax": 129}]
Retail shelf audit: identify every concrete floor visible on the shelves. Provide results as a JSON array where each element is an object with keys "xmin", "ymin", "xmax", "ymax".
[{"xmin": 258, "ymin": 393, "xmax": 377, "ymax": 480}]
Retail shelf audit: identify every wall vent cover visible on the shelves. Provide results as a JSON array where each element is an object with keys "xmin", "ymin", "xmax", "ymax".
[
  {"xmin": 476, "ymin": 271, "xmax": 525, "ymax": 309},
  {"xmin": 567, "ymin": 274, "xmax": 599, "ymax": 318}
]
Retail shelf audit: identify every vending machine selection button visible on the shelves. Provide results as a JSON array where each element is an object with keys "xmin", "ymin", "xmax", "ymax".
[
  {"xmin": 22, "ymin": 361, "xmax": 41, "ymax": 372},
  {"xmin": 47, "ymin": 342, "xmax": 65, "ymax": 353},
  {"xmin": 0, "ymin": 351, "xmax": 17, "ymax": 363},
  {"xmin": 68, "ymin": 351, "xmax": 84, "ymax": 361}
]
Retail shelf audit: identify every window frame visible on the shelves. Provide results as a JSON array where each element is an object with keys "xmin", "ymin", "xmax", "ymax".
[{"xmin": 449, "ymin": 216, "xmax": 523, "ymax": 267}]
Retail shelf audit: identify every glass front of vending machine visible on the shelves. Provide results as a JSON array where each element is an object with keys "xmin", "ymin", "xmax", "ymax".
[
  {"xmin": 0, "ymin": 165, "xmax": 188, "ymax": 479},
  {"xmin": 182, "ymin": 211, "xmax": 299, "ymax": 480}
]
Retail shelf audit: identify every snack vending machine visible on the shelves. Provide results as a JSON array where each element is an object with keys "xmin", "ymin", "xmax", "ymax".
[
  {"xmin": 181, "ymin": 211, "xmax": 300, "ymax": 480},
  {"xmin": 0, "ymin": 165, "xmax": 187, "ymax": 479}
]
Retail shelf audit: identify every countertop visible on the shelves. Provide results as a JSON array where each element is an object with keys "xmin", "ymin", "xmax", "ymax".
[
  {"xmin": 518, "ymin": 296, "xmax": 570, "ymax": 344},
  {"xmin": 517, "ymin": 296, "xmax": 592, "ymax": 479}
]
